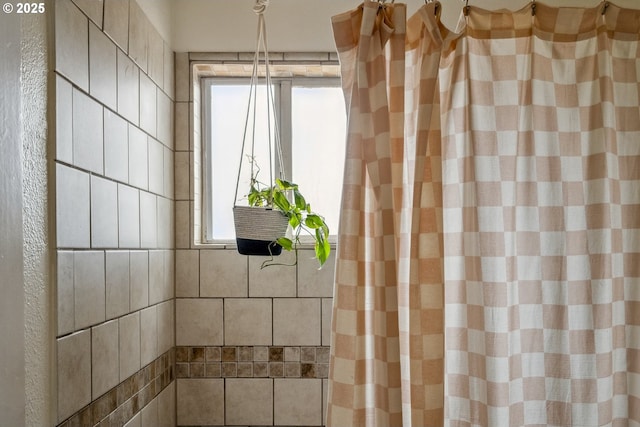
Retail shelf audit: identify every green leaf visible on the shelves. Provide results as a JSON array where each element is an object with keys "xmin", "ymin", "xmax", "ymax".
[
  {"xmin": 273, "ymin": 190, "xmax": 291, "ymax": 212},
  {"xmin": 294, "ymin": 190, "xmax": 306, "ymax": 210},
  {"xmin": 276, "ymin": 178, "xmax": 298, "ymax": 190},
  {"xmin": 289, "ymin": 212, "xmax": 301, "ymax": 228},
  {"xmin": 305, "ymin": 214, "xmax": 325, "ymax": 229},
  {"xmin": 277, "ymin": 237, "xmax": 293, "ymax": 251},
  {"xmin": 314, "ymin": 230, "xmax": 330, "ymax": 266}
]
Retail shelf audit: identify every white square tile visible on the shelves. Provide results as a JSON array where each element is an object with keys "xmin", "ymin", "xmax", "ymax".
[
  {"xmin": 55, "ymin": 75, "xmax": 73, "ymax": 163},
  {"xmin": 73, "ymin": 88, "xmax": 103, "ymax": 174},
  {"xmin": 249, "ymin": 252, "xmax": 297, "ymax": 297},
  {"xmin": 119, "ymin": 311, "xmax": 140, "ymax": 381},
  {"xmin": 163, "ymin": 42, "xmax": 174, "ymax": 98},
  {"xmin": 57, "ymin": 330, "xmax": 91, "ymax": 422},
  {"xmin": 124, "ymin": 413, "xmax": 140, "ymax": 427},
  {"xmin": 298, "ymin": 249, "xmax": 336, "ymax": 297},
  {"xmin": 163, "ymin": 250, "xmax": 175, "ymax": 301},
  {"xmin": 55, "ymin": 0, "xmax": 88, "ymax": 91},
  {"xmin": 200, "ymin": 250, "xmax": 248, "ymax": 297},
  {"xmin": 175, "ymin": 249, "xmax": 198, "ymax": 297},
  {"xmin": 89, "ymin": 22, "xmax": 117, "ymax": 110},
  {"xmin": 74, "ymin": 251, "xmax": 105, "ymax": 329},
  {"xmin": 163, "ymin": 146, "xmax": 173, "ymax": 199},
  {"xmin": 128, "ymin": 125, "xmax": 148, "ymax": 190},
  {"xmin": 157, "ymin": 381, "xmax": 176, "ymax": 427},
  {"xmin": 129, "ymin": 250, "xmax": 149, "ymax": 311},
  {"xmin": 147, "ymin": 137, "xmax": 163, "ymax": 195},
  {"xmin": 139, "ymin": 73, "xmax": 157, "ymax": 137},
  {"xmin": 118, "ymin": 184, "xmax": 140, "ymax": 248},
  {"xmin": 176, "ymin": 298, "xmax": 223, "ymax": 346},
  {"xmin": 91, "ymin": 319, "xmax": 119, "ymax": 399},
  {"xmin": 56, "ymin": 164, "xmax": 90, "ymax": 248},
  {"xmin": 224, "ymin": 298, "xmax": 272, "ymax": 346},
  {"xmin": 226, "ymin": 379, "xmax": 273, "ymax": 425},
  {"xmin": 140, "ymin": 305, "xmax": 157, "ymax": 366},
  {"xmin": 140, "ymin": 191, "xmax": 158, "ymax": 248},
  {"xmin": 71, "ymin": 0, "xmax": 103, "ymax": 27},
  {"xmin": 103, "ymin": 0, "xmax": 129, "ymax": 51},
  {"xmin": 91, "ymin": 176, "xmax": 118, "ymax": 248},
  {"xmin": 104, "ymin": 110, "xmax": 128, "ymax": 183},
  {"xmin": 157, "ymin": 197, "xmax": 172, "ymax": 249},
  {"xmin": 128, "ymin": 0, "xmax": 148, "ymax": 72},
  {"xmin": 117, "ymin": 50, "xmax": 139, "ymax": 124},
  {"xmin": 156, "ymin": 90, "xmax": 172, "ymax": 148},
  {"xmin": 274, "ymin": 379, "xmax": 322, "ymax": 426},
  {"xmin": 148, "ymin": 250, "xmax": 164, "ymax": 305},
  {"xmin": 57, "ymin": 251, "xmax": 75, "ymax": 336},
  {"xmin": 141, "ymin": 396, "xmax": 158, "ymax": 427},
  {"xmin": 147, "ymin": 26, "xmax": 164, "ymax": 87},
  {"xmin": 105, "ymin": 251, "xmax": 130, "ymax": 319},
  {"xmin": 157, "ymin": 300, "xmax": 174, "ymax": 355},
  {"xmin": 177, "ymin": 379, "xmax": 224, "ymax": 425},
  {"xmin": 273, "ymin": 298, "xmax": 321, "ymax": 346},
  {"xmin": 322, "ymin": 298, "xmax": 333, "ymax": 346}
]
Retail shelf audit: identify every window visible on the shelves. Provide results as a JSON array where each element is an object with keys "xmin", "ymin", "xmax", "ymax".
[{"xmin": 203, "ymin": 76, "xmax": 347, "ymax": 243}]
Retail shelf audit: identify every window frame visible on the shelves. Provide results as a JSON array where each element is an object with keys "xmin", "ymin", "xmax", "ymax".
[{"xmin": 202, "ymin": 75, "xmax": 343, "ymax": 245}]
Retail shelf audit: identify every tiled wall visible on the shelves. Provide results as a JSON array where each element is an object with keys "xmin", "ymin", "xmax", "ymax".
[
  {"xmin": 53, "ymin": 0, "xmax": 175, "ymax": 426},
  {"xmin": 173, "ymin": 53, "xmax": 338, "ymax": 426}
]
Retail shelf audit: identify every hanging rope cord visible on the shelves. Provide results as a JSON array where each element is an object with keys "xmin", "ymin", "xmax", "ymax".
[{"xmin": 234, "ymin": 0, "xmax": 286, "ymax": 206}]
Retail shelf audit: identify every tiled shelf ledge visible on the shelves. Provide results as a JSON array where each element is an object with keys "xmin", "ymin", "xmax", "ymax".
[
  {"xmin": 57, "ymin": 348, "xmax": 175, "ymax": 427},
  {"xmin": 176, "ymin": 346, "xmax": 330, "ymax": 379}
]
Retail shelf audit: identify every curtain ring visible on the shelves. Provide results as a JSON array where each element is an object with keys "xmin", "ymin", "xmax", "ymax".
[
  {"xmin": 601, "ymin": 1, "xmax": 609, "ymax": 15},
  {"xmin": 531, "ymin": 0, "xmax": 536, "ymax": 16},
  {"xmin": 463, "ymin": 0, "xmax": 470, "ymax": 16}
]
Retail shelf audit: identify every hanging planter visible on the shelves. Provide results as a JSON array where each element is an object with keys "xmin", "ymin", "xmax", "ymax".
[{"xmin": 232, "ymin": 0, "xmax": 331, "ymax": 268}]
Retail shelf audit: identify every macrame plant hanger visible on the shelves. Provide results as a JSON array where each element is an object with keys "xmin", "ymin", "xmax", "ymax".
[{"xmin": 233, "ymin": 0, "xmax": 289, "ymax": 257}]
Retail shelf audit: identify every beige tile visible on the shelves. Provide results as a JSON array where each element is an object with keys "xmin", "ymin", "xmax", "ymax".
[
  {"xmin": 174, "ymin": 53, "xmax": 189, "ymax": 103},
  {"xmin": 71, "ymin": 0, "xmax": 103, "ymax": 27},
  {"xmin": 91, "ymin": 319, "xmax": 119, "ymax": 399},
  {"xmin": 249, "ymin": 252, "xmax": 297, "ymax": 297},
  {"xmin": 147, "ymin": 26, "xmax": 164, "ymax": 87},
  {"xmin": 118, "ymin": 184, "xmax": 140, "ymax": 248},
  {"xmin": 55, "ymin": 0, "xmax": 88, "ymax": 91},
  {"xmin": 163, "ymin": 42, "xmax": 174, "ymax": 98},
  {"xmin": 322, "ymin": 298, "xmax": 333, "ymax": 346},
  {"xmin": 174, "ymin": 151, "xmax": 189, "ymax": 201},
  {"xmin": 200, "ymin": 250, "xmax": 248, "ymax": 297},
  {"xmin": 141, "ymin": 395, "xmax": 158, "ymax": 427},
  {"xmin": 157, "ymin": 197, "xmax": 172, "ymax": 249},
  {"xmin": 89, "ymin": 22, "xmax": 117, "ymax": 110},
  {"xmin": 157, "ymin": 300, "xmax": 174, "ymax": 355},
  {"xmin": 226, "ymin": 378, "xmax": 273, "ymax": 425},
  {"xmin": 128, "ymin": 125, "xmax": 148, "ymax": 190},
  {"xmin": 139, "ymin": 191, "xmax": 157, "ymax": 248},
  {"xmin": 323, "ymin": 378, "xmax": 328, "ymax": 425},
  {"xmin": 103, "ymin": 0, "xmax": 129, "ymax": 51},
  {"xmin": 118, "ymin": 311, "xmax": 140, "ymax": 381},
  {"xmin": 74, "ymin": 251, "xmax": 105, "ymax": 329},
  {"xmin": 56, "ymin": 164, "xmax": 90, "ymax": 248},
  {"xmin": 163, "ymin": 146, "xmax": 173, "ymax": 200},
  {"xmin": 174, "ymin": 102, "xmax": 189, "ymax": 152},
  {"xmin": 117, "ymin": 50, "xmax": 139, "ymax": 124},
  {"xmin": 128, "ymin": 0, "xmax": 148, "ymax": 72},
  {"xmin": 157, "ymin": 90, "xmax": 173, "ymax": 148},
  {"xmin": 104, "ymin": 110, "xmax": 128, "ymax": 183},
  {"xmin": 91, "ymin": 176, "xmax": 118, "ymax": 248},
  {"xmin": 57, "ymin": 251, "xmax": 75, "ymax": 336},
  {"xmin": 139, "ymin": 73, "xmax": 157, "ymax": 137},
  {"xmin": 224, "ymin": 299, "xmax": 272, "ymax": 346},
  {"xmin": 148, "ymin": 250, "xmax": 164, "ymax": 305},
  {"xmin": 105, "ymin": 251, "xmax": 130, "ymax": 319},
  {"xmin": 55, "ymin": 75, "xmax": 73, "ymax": 163},
  {"xmin": 274, "ymin": 378, "xmax": 322, "ymax": 426},
  {"xmin": 176, "ymin": 298, "xmax": 223, "ymax": 346},
  {"xmin": 176, "ymin": 379, "xmax": 224, "ymax": 425},
  {"xmin": 298, "ymin": 249, "xmax": 336, "ymax": 298},
  {"xmin": 163, "ymin": 249, "xmax": 175, "ymax": 300},
  {"xmin": 57, "ymin": 330, "xmax": 91, "ymax": 422},
  {"xmin": 273, "ymin": 298, "xmax": 321, "ymax": 346},
  {"xmin": 175, "ymin": 249, "xmax": 198, "ymax": 297},
  {"xmin": 148, "ymin": 137, "xmax": 163, "ymax": 195},
  {"xmin": 140, "ymin": 305, "xmax": 157, "ymax": 366},
  {"xmin": 157, "ymin": 381, "xmax": 176, "ymax": 427},
  {"xmin": 129, "ymin": 250, "xmax": 149, "ymax": 311},
  {"xmin": 73, "ymin": 88, "xmax": 103, "ymax": 174},
  {"xmin": 175, "ymin": 201, "xmax": 190, "ymax": 249},
  {"xmin": 124, "ymin": 412, "xmax": 140, "ymax": 427}
]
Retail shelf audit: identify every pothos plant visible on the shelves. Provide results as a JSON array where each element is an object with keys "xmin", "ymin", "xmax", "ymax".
[{"xmin": 246, "ymin": 159, "xmax": 331, "ymax": 269}]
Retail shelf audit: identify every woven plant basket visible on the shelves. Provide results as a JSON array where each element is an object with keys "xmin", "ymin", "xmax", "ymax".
[{"xmin": 233, "ymin": 206, "xmax": 289, "ymax": 256}]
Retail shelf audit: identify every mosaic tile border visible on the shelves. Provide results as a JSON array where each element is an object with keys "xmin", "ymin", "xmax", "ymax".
[
  {"xmin": 57, "ymin": 348, "xmax": 175, "ymax": 427},
  {"xmin": 176, "ymin": 346, "xmax": 330, "ymax": 379}
]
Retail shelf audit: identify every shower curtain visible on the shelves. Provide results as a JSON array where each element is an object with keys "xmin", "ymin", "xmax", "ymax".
[{"xmin": 327, "ymin": 2, "xmax": 640, "ymax": 426}]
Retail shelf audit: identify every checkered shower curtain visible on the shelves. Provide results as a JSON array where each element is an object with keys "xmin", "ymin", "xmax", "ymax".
[{"xmin": 328, "ymin": 2, "xmax": 640, "ymax": 426}]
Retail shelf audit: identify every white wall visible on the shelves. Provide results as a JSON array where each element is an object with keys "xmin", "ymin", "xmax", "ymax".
[
  {"xmin": 138, "ymin": 0, "xmax": 173, "ymax": 46},
  {"xmin": 172, "ymin": 0, "xmax": 637, "ymax": 53}
]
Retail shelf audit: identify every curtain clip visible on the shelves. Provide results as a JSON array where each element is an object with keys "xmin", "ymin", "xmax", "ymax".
[
  {"xmin": 531, "ymin": 0, "xmax": 536, "ymax": 16},
  {"xmin": 463, "ymin": 0, "xmax": 470, "ymax": 16},
  {"xmin": 601, "ymin": 1, "xmax": 609, "ymax": 15}
]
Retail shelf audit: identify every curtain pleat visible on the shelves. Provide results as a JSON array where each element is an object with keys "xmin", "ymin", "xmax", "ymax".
[{"xmin": 328, "ymin": 2, "xmax": 640, "ymax": 426}]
